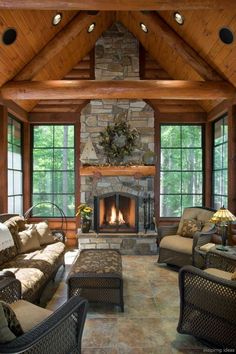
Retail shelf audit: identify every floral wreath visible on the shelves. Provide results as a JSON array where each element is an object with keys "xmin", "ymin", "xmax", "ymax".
[{"xmin": 99, "ymin": 118, "xmax": 138, "ymax": 164}]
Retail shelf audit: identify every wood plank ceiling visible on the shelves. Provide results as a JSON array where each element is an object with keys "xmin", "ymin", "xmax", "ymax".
[{"xmin": 0, "ymin": 3, "xmax": 236, "ymax": 115}]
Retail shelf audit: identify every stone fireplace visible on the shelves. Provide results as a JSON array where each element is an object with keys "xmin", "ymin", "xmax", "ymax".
[{"xmin": 78, "ymin": 23, "xmax": 157, "ymax": 254}]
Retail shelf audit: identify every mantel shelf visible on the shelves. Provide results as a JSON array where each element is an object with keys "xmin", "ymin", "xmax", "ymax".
[{"xmin": 80, "ymin": 165, "xmax": 156, "ymax": 177}]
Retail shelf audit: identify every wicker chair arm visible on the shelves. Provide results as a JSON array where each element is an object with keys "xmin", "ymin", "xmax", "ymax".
[
  {"xmin": 206, "ymin": 251, "xmax": 236, "ymax": 272},
  {"xmin": 0, "ymin": 277, "xmax": 21, "ymax": 303},
  {"xmin": 192, "ymin": 229, "xmax": 216, "ymax": 249},
  {"xmin": 0, "ymin": 295, "xmax": 88, "ymax": 354},
  {"xmin": 157, "ymin": 224, "xmax": 178, "ymax": 240}
]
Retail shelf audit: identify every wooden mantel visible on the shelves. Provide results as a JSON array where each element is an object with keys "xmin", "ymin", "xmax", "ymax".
[{"xmin": 80, "ymin": 165, "xmax": 156, "ymax": 177}]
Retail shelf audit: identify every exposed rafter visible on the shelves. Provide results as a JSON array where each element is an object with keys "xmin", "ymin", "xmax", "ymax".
[
  {"xmin": 0, "ymin": 0, "xmax": 235, "ymax": 10},
  {"xmin": 14, "ymin": 11, "xmax": 115, "ymax": 111},
  {"xmin": 1, "ymin": 80, "xmax": 235, "ymax": 100},
  {"xmin": 118, "ymin": 11, "xmax": 222, "ymax": 82}
]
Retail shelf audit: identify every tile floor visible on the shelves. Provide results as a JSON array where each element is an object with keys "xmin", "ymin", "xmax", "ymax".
[{"xmin": 42, "ymin": 249, "xmax": 208, "ymax": 354}]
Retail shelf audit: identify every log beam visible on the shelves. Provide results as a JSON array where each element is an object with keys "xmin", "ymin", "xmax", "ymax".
[
  {"xmin": 1, "ymin": 80, "xmax": 235, "ymax": 100},
  {"xmin": 0, "ymin": 0, "xmax": 235, "ymax": 10}
]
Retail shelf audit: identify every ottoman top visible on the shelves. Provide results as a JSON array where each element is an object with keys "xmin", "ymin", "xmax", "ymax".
[{"xmin": 69, "ymin": 249, "xmax": 122, "ymax": 278}]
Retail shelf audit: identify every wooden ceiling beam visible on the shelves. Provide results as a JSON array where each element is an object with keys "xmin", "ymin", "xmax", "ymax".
[
  {"xmin": 0, "ymin": 0, "xmax": 235, "ymax": 10},
  {"xmin": 118, "ymin": 11, "xmax": 222, "ymax": 81},
  {"xmin": 2, "ymin": 80, "xmax": 235, "ymax": 100}
]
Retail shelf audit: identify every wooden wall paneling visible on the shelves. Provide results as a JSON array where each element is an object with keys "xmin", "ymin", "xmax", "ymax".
[
  {"xmin": 0, "ymin": 1, "xmax": 235, "ymax": 10},
  {"xmin": 2, "ymin": 80, "xmax": 235, "ymax": 100},
  {"xmin": 207, "ymin": 100, "xmax": 230, "ymax": 122},
  {"xmin": 28, "ymin": 112, "xmax": 80, "ymax": 124},
  {"xmin": 23, "ymin": 121, "xmax": 31, "ymax": 213},
  {"xmin": 228, "ymin": 105, "xmax": 236, "ymax": 214},
  {"xmin": 14, "ymin": 12, "xmax": 115, "ymax": 112},
  {"xmin": 204, "ymin": 122, "xmax": 213, "ymax": 207},
  {"xmin": 157, "ymin": 112, "xmax": 207, "ymax": 123},
  {"xmin": 0, "ymin": 99, "xmax": 28, "ymax": 122},
  {"xmin": 0, "ymin": 105, "xmax": 8, "ymax": 212},
  {"xmin": 0, "ymin": 10, "xmax": 76, "ymax": 87}
]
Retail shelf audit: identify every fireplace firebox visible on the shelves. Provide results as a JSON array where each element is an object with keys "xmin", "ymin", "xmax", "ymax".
[{"xmin": 94, "ymin": 193, "xmax": 138, "ymax": 233}]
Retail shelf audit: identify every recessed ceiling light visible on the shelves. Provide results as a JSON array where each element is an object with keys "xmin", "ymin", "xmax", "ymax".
[
  {"xmin": 2, "ymin": 28, "xmax": 17, "ymax": 45},
  {"xmin": 140, "ymin": 23, "xmax": 148, "ymax": 33},
  {"xmin": 87, "ymin": 23, "xmax": 96, "ymax": 33},
  {"xmin": 174, "ymin": 12, "xmax": 184, "ymax": 25},
  {"xmin": 52, "ymin": 13, "xmax": 62, "ymax": 26},
  {"xmin": 219, "ymin": 27, "xmax": 234, "ymax": 44}
]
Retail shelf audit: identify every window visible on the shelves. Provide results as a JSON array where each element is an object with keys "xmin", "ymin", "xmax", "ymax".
[
  {"xmin": 32, "ymin": 125, "xmax": 75, "ymax": 217},
  {"xmin": 212, "ymin": 115, "xmax": 228, "ymax": 209},
  {"xmin": 8, "ymin": 115, "xmax": 23, "ymax": 214},
  {"xmin": 160, "ymin": 125, "xmax": 203, "ymax": 217}
]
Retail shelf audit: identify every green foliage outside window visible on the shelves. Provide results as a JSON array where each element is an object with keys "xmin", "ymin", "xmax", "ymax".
[
  {"xmin": 32, "ymin": 125, "xmax": 75, "ymax": 217},
  {"xmin": 160, "ymin": 125, "xmax": 203, "ymax": 217}
]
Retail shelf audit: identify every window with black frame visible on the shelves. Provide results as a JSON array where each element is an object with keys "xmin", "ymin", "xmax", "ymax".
[
  {"xmin": 32, "ymin": 125, "xmax": 75, "ymax": 217},
  {"xmin": 7, "ymin": 115, "xmax": 23, "ymax": 214},
  {"xmin": 160, "ymin": 124, "xmax": 203, "ymax": 217},
  {"xmin": 212, "ymin": 115, "xmax": 228, "ymax": 209}
]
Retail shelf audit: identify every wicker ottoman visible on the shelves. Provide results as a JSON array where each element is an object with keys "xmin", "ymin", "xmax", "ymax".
[{"xmin": 67, "ymin": 249, "xmax": 124, "ymax": 312}]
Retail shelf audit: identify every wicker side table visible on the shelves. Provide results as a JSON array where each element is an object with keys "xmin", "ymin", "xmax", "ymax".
[{"xmin": 195, "ymin": 245, "xmax": 236, "ymax": 269}]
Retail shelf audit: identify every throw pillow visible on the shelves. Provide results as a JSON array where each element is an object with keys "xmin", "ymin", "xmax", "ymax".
[
  {"xmin": 0, "ymin": 301, "xmax": 23, "ymax": 343},
  {"xmin": 35, "ymin": 221, "xmax": 56, "ymax": 245},
  {"xmin": 17, "ymin": 226, "xmax": 41, "ymax": 254},
  {"xmin": 181, "ymin": 219, "xmax": 202, "ymax": 238}
]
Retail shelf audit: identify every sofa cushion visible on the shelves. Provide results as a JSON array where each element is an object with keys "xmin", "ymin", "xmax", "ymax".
[
  {"xmin": 17, "ymin": 227, "xmax": 41, "ymax": 254},
  {"xmin": 0, "ymin": 223, "xmax": 17, "ymax": 267},
  {"xmin": 34, "ymin": 221, "xmax": 57, "ymax": 246},
  {"xmin": 204, "ymin": 268, "xmax": 233, "ymax": 281},
  {"xmin": 0, "ymin": 301, "xmax": 24, "ymax": 343},
  {"xmin": 159, "ymin": 235, "xmax": 193, "ymax": 255},
  {"xmin": 177, "ymin": 208, "xmax": 214, "ymax": 235},
  {"xmin": 4, "ymin": 216, "xmax": 27, "ymax": 253},
  {"xmin": 10, "ymin": 300, "xmax": 52, "ymax": 332},
  {"xmin": 181, "ymin": 219, "xmax": 202, "ymax": 238}
]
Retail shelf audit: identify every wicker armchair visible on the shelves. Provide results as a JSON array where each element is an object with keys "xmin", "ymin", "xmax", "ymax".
[
  {"xmin": 0, "ymin": 273, "xmax": 88, "ymax": 354},
  {"xmin": 177, "ymin": 251, "xmax": 236, "ymax": 349},
  {"xmin": 157, "ymin": 207, "xmax": 216, "ymax": 267}
]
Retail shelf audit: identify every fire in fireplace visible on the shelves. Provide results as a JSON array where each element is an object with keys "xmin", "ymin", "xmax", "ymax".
[{"xmin": 94, "ymin": 193, "xmax": 138, "ymax": 233}]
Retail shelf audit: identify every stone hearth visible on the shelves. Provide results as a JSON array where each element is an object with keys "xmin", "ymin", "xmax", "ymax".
[{"xmin": 78, "ymin": 230, "xmax": 157, "ymax": 255}]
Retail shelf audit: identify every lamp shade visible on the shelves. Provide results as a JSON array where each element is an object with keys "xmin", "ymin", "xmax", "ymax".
[{"xmin": 209, "ymin": 206, "xmax": 236, "ymax": 223}]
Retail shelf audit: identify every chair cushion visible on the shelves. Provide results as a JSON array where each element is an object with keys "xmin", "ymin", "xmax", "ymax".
[
  {"xmin": 159, "ymin": 235, "xmax": 193, "ymax": 255},
  {"xmin": 0, "ymin": 301, "xmax": 24, "ymax": 343},
  {"xmin": 34, "ymin": 221, "xmax": 57, "ymax": 245},
  {"xmin": 181, "ymin": 219, "xmax": 202, "ymax": 238},
  {"xmin": 10, "ymin": 300, "xmax": 52, "ymax": 332},
  {"xmin": 17, "ymin": 226, "xmax": 41, "ymax": 254},
  {"xmin": 204, "ymin": 268, "xmax": 233, "ymax": 281},
  {"xmin": 177, "ymin": 208, "xmax": 214, "ymax": 235},
  {"xmin": 231, "ymin": 270, "xmax": 236, "ymax": 280}
]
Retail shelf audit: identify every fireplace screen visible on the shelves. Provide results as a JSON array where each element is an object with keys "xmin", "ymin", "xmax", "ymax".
[{"xmin": 94, "ymin": 193, "xmax": 138, "ymax": 233}]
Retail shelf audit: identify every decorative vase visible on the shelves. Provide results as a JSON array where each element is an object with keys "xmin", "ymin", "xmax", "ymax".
[{"xmin": 81, "ymin": 219, "xmax": 92, "ymax": 233}]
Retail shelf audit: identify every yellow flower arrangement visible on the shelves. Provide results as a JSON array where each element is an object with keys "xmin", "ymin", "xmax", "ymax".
[{"xmin": 76, "ymin": 203, "xmax": 93, "ymax": 220}]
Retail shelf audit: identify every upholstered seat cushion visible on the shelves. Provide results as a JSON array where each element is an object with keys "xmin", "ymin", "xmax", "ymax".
[
  {"xmin": 204, "ymin": 268, "xmax": 233, "ymax": 281},
  {"xmin": 159, "ymin": 235, "xmax": 193, "ymax": 255},
  {"xmin": 0, "ymin": 242, "xmax": 65, "ymax": 301},
  {"xmin": 10, "ymin": 300, "xmax": 52, "ymax": 332}
]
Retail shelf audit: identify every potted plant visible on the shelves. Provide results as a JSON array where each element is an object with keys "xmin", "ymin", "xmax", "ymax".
[{"xmin": 76, "ymin": 204, "xmax": 93, "ymax": 233}]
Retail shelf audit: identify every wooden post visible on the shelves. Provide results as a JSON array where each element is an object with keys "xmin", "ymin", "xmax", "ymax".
[
  {"xmin": 204, "ymin": 121, "xmax": 213, "ymax": 207},
  {"xmin": 0, "ymin": 105, "xmax": 8, "ymax": 213},
  {"xmin": 228, "ymin": 105, "xmax": 236, "ymax": 214},
  {"xmin": 23, "ymin": 122, "xmax": 31, "ymax": 213}
]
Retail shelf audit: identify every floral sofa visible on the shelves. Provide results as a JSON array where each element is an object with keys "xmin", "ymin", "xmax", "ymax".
[{"xmin": 0, "ymin": 215, "xmax": 66, "ymax": 303}]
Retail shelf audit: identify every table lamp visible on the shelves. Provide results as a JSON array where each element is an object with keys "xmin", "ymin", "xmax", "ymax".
[{"xmin": 209, "ymin": 206, "xmax": 236, "ymax": 251}]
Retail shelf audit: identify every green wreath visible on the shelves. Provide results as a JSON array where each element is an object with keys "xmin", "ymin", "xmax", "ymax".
[{"xmin": 99, "ymin": 119, "xmax": 138, "ymax": 164}]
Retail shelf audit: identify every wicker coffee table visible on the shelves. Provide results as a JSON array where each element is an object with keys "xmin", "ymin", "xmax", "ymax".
[{"xmin": 67, "ymin": 249, "xmax": 124, "ymax": 312}]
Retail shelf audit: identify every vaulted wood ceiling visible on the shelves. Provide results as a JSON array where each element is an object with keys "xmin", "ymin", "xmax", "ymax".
[{"xmin": 0, "ymin": 1, "xmax": 236, "ymax": 116}]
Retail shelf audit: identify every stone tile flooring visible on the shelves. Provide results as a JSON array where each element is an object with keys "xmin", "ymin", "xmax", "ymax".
[{"xmin": 43, "ymin": 249, "xmax": 208, "ymax": 354}]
